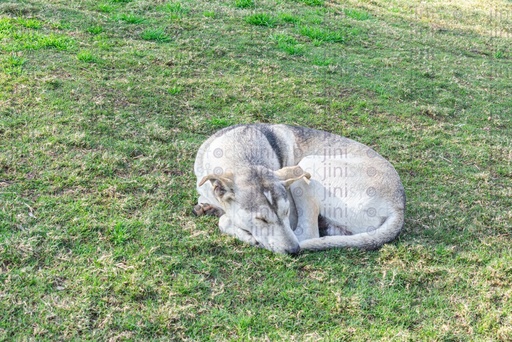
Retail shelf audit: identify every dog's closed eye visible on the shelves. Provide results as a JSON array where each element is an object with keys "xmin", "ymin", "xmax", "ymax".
[{"xmin": 255, "ymin": 216, "xmax": 269, "ymax": 224}]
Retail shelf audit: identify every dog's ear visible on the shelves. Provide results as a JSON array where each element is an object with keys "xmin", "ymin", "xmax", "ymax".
[
  {"xmin": 274, "ymin": 166, "xmax": 311, "ymax": 188},
  {"xmin": 198, "ymin": 172, "xmax": 235, "ymax": 201}
]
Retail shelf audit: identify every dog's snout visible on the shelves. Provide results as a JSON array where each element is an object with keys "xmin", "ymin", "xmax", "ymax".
[{"xmin": 287, "ymin": 245, "xmax": 301, "ymax": 256}]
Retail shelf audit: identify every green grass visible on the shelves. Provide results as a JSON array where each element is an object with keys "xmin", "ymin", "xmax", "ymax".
[
  {"xmin": 0, "ymin": 17, "xmax": 74, "ymax": 51},
  {"xmin": 344, "ymin": 8, "xmax": 372, "ymax": 20},
  {"xmin": 1, "ymin": 0, "xmax": 511, "ymax": 340},
  {"xmin": 114, "ymin": 13, "xmax": 146, "ymax": 24},
  {"xmin": 77, "ymin": 50, "xmax": 99, "ymax": 63},
  {"xmin": 158, "ymin": 1, "xmax": 190, "ymax": 18},
  {"xmin": 168, "ymin": 85, "xmax": 183, "ymax": 95},
  {"xmin": 141, "ymin": 28, "xmax": 171, "ymax": 42},
  {"xmin": 235, "ymin": 0, "xmax": 255, "ymax": 9},
  {"xmin": 97, "ymin": 3, "xmax": 116, "ymax": 13},
  {"xmin": 87, "ymin": 25, "xmax": 104, "ymax": 35},
  {"xmin": 1, "ymin": 55, "xmax": 27, "ymax": 75},
  {"xmin": 294, "ymin": 0, "xmax": 324, "ymax": 6},
  {"xmin": 311, "ymin": 55, "xmax": 333, "ymax": 66},
  {"xmin": 17, "ymin": 18, "xmax": 43, "ymax": 29},
  {"xmin": 245, "ymin": 13, "xmax": 277, "ymax": 27},
  {"xmin": 203, "ymin": 10, "xmax": 216, "ymax": 18},
  {"xmin": 272, "ymin": 34, "xmax": 306, "ymax": 55},
  {"xmin": 299, "ymin": 25, "xmax": 345, "ymax": 43},
  {"xmin": 279, "ymin": 12, "xmax": 302, "ymax": 24}
]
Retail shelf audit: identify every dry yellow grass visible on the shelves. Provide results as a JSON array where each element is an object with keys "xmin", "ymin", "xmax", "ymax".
[{"xmin": 331, "ymin": 0, "xmax": 512, "ymax": 37}]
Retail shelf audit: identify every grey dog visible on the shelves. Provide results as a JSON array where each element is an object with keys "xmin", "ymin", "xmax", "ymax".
[{"xmin": 194, "ymin": 124, "xmax": 405, "ymax": 254}]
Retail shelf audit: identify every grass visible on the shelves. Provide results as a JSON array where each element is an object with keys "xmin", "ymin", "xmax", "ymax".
[
  {"xmin": 97, "ymin": 3, "xmax": 116, "ymax": 13},
  {"xmin": 87, "ymin": 25, "xmax": 103, "ymax": 35},
  {"xmin": 114, "ymin": 13, "xmax": 146, "ymax": 24},
  {"xmin": 1, "ymin": 55, "xmax": 27, "ymax": 74},
  {"xmin": 77, "ymin": 50, "xmax": 99, "ymax": 63},
  {"xmin": 168, "ymin": 85, "xmax": 183, "ymax": 95},
  {"xmin": 141, "ymin": 28, "xmax": 171, "ymax": 42},
  {"xmin": 294, "ymin": 0, "xmax": 324, "ymax": 6},
  {"xmin": 272, "ymin": 33, "xmax": 306, "ymax": 55},
  {"xmin": 158, "ymin": 1, "xmax": 190, "ymax": 17},
  {"xmin": 344, "ymin": 8, "xmax": 371, "ymax": 20},
  {"xmin": 203, "ymin": 10, "xmax": 216, "ymax": 18},
  {"xmin": 279, "ymin": 12, "xmax": 301, "ymax": 24},
  {"xmin": 299, "ymin": 25, "xmax": 345, "ymax": 43},
  {"xmin": 0, "ymin": 0, "xmax": 511, "ymax": 340},
  {"xmin": 0, "ymin": 18, "xmax": 74, "ymax": 51},
  {"xmin": 235, "ymin": 0, "xmax": 254, "ymax": 9},
  {"xmin": 245, "ymin": 13, "xmax": 277, "ymax": 27}
]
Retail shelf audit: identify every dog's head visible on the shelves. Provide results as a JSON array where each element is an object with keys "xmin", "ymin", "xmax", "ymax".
[{"xmin": 199, "ymin": 165, "xmax": 310, "ymax": 254}]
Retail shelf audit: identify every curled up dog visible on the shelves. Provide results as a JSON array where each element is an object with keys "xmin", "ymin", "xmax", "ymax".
[{"xmin": 193, "ymin": 124, "xmax": 406, "ymax": 254}]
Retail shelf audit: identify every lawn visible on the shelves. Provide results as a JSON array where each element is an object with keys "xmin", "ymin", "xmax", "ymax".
[{"xmin": 1, "ymin": 0, "xmax": 511, "ymax": 340}]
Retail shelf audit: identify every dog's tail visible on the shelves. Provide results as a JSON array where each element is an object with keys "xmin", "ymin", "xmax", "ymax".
[{"xmin": 299, "ymin": 210, "xmax": 404, "ymax": 251}]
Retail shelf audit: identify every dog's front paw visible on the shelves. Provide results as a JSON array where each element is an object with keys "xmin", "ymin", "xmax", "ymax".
[
  {"xmin": 193, "ymin": 204, "xmax": 206, "ymax": 216},
  {"xmin": 193, "ymin": 203, "xmax": 224, "ymax": 217}
]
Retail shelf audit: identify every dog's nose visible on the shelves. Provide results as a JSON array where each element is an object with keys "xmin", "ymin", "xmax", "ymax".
[{"xmin": 286, "ymin": 245, "xmax": 301, "ymax": 256}]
